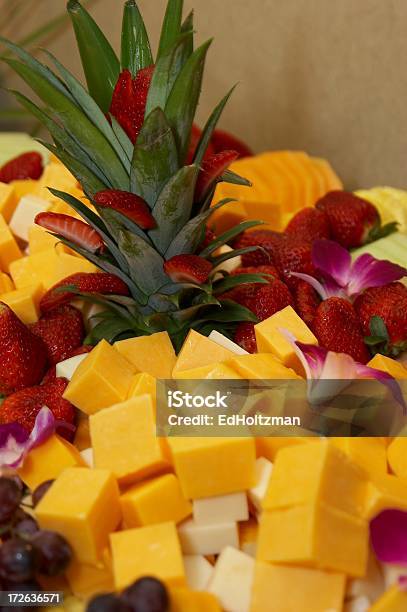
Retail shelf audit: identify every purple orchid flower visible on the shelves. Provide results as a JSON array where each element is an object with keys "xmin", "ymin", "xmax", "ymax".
[
  {"xmin": 0, "ymin": 407, "xmax": 56, "ymax": 469},
  {"xmin": 370, "ymin": 509, "xmax": 407, "ymax": 591},
  {"xmin": 292, "ymin": 239, "xmax": 406, "ymax": 300}
]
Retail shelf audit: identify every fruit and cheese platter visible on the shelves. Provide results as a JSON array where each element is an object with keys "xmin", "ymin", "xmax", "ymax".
[{"xmin": 0, "ymin": 1, "xmax": 406, "ymax": 611}]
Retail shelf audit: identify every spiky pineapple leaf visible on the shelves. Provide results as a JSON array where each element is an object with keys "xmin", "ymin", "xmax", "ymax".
[
  {"xmin": 193, "ymin": 300, "xmax": 258, "ymax": 323},
  {"xmin": 149, "ymin": 165, "xmax": 199, "ymax": 254},
  {"xmin": 96, "ymin": 207, "xmax": 150, "ymax": 245},
  {"xmin": 165, "ymin": 39, "xmax": 212, "ymax": 164},
  {"xmin": 181, "ymin": 10, "xmax": 194, "ymax": 54},
  {"xmin": 68, "ymin": 0, "xmax": 120, "ymax": 112},
  {"xmin": 157, "ymin": 0, "xmax": 183, "ymax": 60},
  {"xmin": 222, "ymin": 169, "xmax": 252, "ymax": 187},
  {"xmin": 121, "ymin": 0, "xmax": 153, "ymax": 75},
  {"xmin": 209, "ymin": 246, "xmax": 261, "ymax": 267},
  {"xmin": 194, "ymin": 86, "xmax": 236, "ymax": 165},
  {"xmin": 131, "ymin": 107, "xmax": 179, "ymax": 206},
  {"xmin": 110, "ymin": 116, "xmax": 134, "ymax": 163},
  {"xmin": 118, "ymin": 229, "xmax": 168, "ymax": 297},
  {"xmin": 212, "ymin": 273, "xmax": 269, "ymax": 295},
  {"xmin": 200, "ymin": 220, "xmax": 264, "ymax": 257}
]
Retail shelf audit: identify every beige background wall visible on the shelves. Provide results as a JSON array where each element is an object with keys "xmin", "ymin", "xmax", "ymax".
[{"xmin": 2, "ymin": 0, "xmax": 407, "ymax": 189}]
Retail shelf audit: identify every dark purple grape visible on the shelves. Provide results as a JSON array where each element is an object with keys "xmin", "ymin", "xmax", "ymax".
[
  {"xmin": 32, "ymin": 530, "xmax": 72, "ymax": 576},
  {"xmin": 0, "ymin": 539, "xmax": 37, "ymax": 582},
  {"xmin": 32, "ymin": 479, "xmax": 54, "ymax": 507},
  {"xmin": 122, "ymin": 577, "xmax": 169, "ymax": 612},
  {"xmin": 86, "ymin": 593, "xmax": 131, "ymax": 612},
  {"xmin": 14, "ymin": 516, "xmax": 39, "ymax": 539},
  {"xmin": 0, "ymin": 477, "xmax": 23, "ymax": 525}
]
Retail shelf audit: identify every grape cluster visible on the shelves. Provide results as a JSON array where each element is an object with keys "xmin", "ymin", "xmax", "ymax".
[
  {"xmin": 0, "ymin": 476, "xmax": 72, "ymax": 597},
  {"xmin": 87, "ymin": 576, "xmax": 169, "ymax": 612}
]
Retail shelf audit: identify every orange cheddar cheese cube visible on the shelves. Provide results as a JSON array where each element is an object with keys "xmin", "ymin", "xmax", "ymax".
[
  {"xmin": 0, "ymin": 272, "xmax": 14, "ymax": 293},
  {"xmin": 63, "ymin": 340, "xmax": 135, "ymax": 414},
  {"xmin": 17, "ymin": 434, "xmax": 85, "ymax": 490},
  {"xmin": 388, "ymin": 432, "xmax": 407, "ymax": 477},
  {"xmin": 331, "ymin": 437, "xmax": 387, "ymax": 477},
  {"xmin": 0, "ymin": 223, "xmax": 22, "ymax": 272},
  {"xmin": 251, "ymin": 562, "xmax": 346, "ymax": 612},
  {"xmin": 90, "ymin": 395, "xmax": 170, "ymax": 485},
  {"xmin": 170, "ymin": 588, "xmax": 221, "ymax": 612},
  {"xmin": 36, "ymin": 467, "xmax": 121, "ymax": 565},
  {"xmin": 127, "ymin": 372, "xmax": 156, "ymax": 403},
  {"xmin": 28, "ymin": 224, "xmax": 62, "ymax": 254},
  {"xmin": 168, "ymin": 437, "xmax": 256, "ymax": 499},
  {"xmin": 174, "ymin": 363, "xmax": 243, "ymax": 380},
  {"xmin": 0, "ymin": 181, "xmax": 17, "ymax": 222},
  {"xmin": 66, "ymin": 556, "xmax": 114, "ymax": 600},
  {"xmin": 115, "ymin": 332, "xmax": 176, "ymax": 379},
  {"xmin": 227, "ymin": 353, "xmax": 301, "ymax": 379},
  {"xmin": 54, "ymin": 252, "xmax": 97, "ymax": 280},
  {"xmin": 110, "ymin": 522, "xmax": 185, "ymax": 591},
  {"xmin": 363, "ymin": 473, "xmax": 407, "ymax": 519},
  {"xmin": 0, "ymin": 284, "xmax": 42, "ymax": 324},
  {"xmin": 239, "ymin": 518, "xmax": 258, "ymax": 557},
  {"xmin": 10, "ymin": 179, "xmax": 38, "ymax": 200},
  {"xmin": 262, "ymin": 441, "xmax": 367, "ymax": 517},
  {"xmin": 256, "ymin": 434, "xmax": 317, "ymax": 461},
  {"xmin": 368, "ymin": 354, "xmax": 407, "ymax": 379},
  {"xmin": 172, "ymin": 330, "xmax": 237, "ymax": 376},
  {"xmin": 370, "ymin": 585, "xmax": 407, "ymax": 611},
  {"xmin": 254, "ymin": 305, "xmax": 318, "ymax": 374},
  {"xmin": 257, "ymin": 504, "xmax": 369, "ymax": 577},
  {"xmin": 9, "ymin": 249, "xmax": 60, "ymax": 290},
  {"xmin": 120, "ymin": 473, "xmax": 192, "ymax": 528}
]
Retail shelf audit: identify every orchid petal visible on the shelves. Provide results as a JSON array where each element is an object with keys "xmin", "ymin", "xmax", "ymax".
[
  {"xmin": 312, "ymin": 240, "xmax": 352, "ymax": 287},
  {"xmin": 399, "ymin": 575, "xmax": 407, "ymax": 591},
  {"xmin": 371, "ymin": 509, "xmax": 407, "ymax": 564},
  {"xmin": 290, "ymin": 273, "xmax": 329, "ymax": 300},
  {"xmin": 355, "ymin": 363, "xmax": 406, "ymax": 414},
  {"xmin": 348, "ymin": 254, "xmax": 407, "ymax": 296},
  {"xmin": 278, "ymin": 329, "xmax": 322, "ymax": 380}
]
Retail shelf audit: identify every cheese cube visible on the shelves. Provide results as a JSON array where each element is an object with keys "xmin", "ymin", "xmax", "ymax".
[
  {"xmin": 90, "ymin": 395, "xmax": 170, "ymax": 486},
  {"xmin": 193, "ymin": 492, "xmax": 249, "ymax": 525},
  {"xmin": 0, "ymin": 225, "xmax": 22, "ymax": 272},
  {"xmin": 11, "ymin": 179, "xmax": 38, "ymax": 200},
  {"xmin": 110, "ymin": 522, "xmax": 185, "ymax": 591},
  {"xmin": 388, "ymin": 434, "xmax": 407, "ymax": 477},
  {"xmin": 170, "ymin": 588, "xmax": 221, "ymax": 612},
  {"xmin": 256, "ymin": 434, "xmax": 315, "ymax": 461},
  {"xmin": 248, "ymin": 457, "xmax": 273, "ymax": 512},
  {"xmin": 28, "ymin": 224, "xmax": 61, "ymax": 254},
  {"xmin": 183, "ymin": 555, "xmax": 213, "ymax": 591},
  {"xmin": 370, "ymin": 586, "xmax": 407, "ymax": 611},
  {"xmin": 74, "ymin": 414, "xmax": 91, "ymax": 451},
  {"xmin": 178, "ymin": 519, "xmax": 239, "ymax": 555},
  {"xmin": 368, "ymin": 354, "xmax": 407, "ymax": 379},
  {"xmin": 80, "ymin": 448, "xmax": 94, "ymax": 468},
  {"xmin": 9, "ymin": 250, "xmax": 55, "ymax": 290},
  {"xmin": 208, "ymin": 330, "xmax": 248, "ymax": 355},
  {"xmin": 227, "ymin": 353, "xmax": 301, "ymax": 379},
  {"xmin": 168, "ymin": 437, "xmax": 256, "ymax": 499},
  {"xmin": 347, "ymin": 550, "xmax": 384, "ymax": 602},
  {"xmin": 331, "ymin": 437, "xmax": 387, "ymax": 477},
  {"xmin": 262, "ymin": 441, "xmax": 367, "ymax": 518},
  {"xmin": 115, "ymin": 331, "xmax": 176, "ymax": 379},
  {"xmin": 17, "ymin": 434, "xmax": 85, "ymax": 490},
  {"xmin": 0, "ymin": 284, "xmax": 42, "ymax": 324},
  {"xmin": 0, "ymin": 272, "xmax": 14, "ymax": 293},
  {"xmin": 207, "ymin": 547, "xmax": 255, "ymax": 612},
  {"xmin": 257, "ymin": 504, "xmax": 368, "ymax": 577},
  {"xmin": 239, "ymin": 519, "xmax": 258, "ymax": 557},
  {"xmin": 36, "ymin": 467, "xmax": 122, "ymax": 565},
  {"xmin": 251, "ymin": 562, "xmax": 346, "ymax": 612},
  {"xmin": 120, "ymin": 474, "xmax": 192, "ymax": 527},
  {"xmin": 9, "ymin": 194, "xmax": 52, "ymax": 241},
  {"xmin": 174, "ymin": 363, "xmax": 243, "ymax": 380},
  {"xmin": 173, "ymin": 330, "xmax": 237, "ymax": 375},
  {"xmin": 56, "ymin": 354, "xmax": 88, "ymax": 382},
  {"xmin": 0, "ymin": 182, "xmax": 17, "ymax": 222},
  {"xmin": 344, "ymin": 597, "xmax": 371, "ymax": 612},
  {"xmin": 363, "ymin": 473, "xmax": 407, "ymax": 518},
  {"xmin": 63, "ymin": 340, "xmax": 135, "ymax": 414},
  {"xmin": 254, "ymin": 305, "xmax": 318, "ymax": 374},
  {"xmin": 53, "ymin": 252, "xmax": 97, "ymax": 280},
  {"xmin": 35, "ymin": 162, "xmax": 77, "ymax": 202},
  {"xmin": 66, "ymin": 557, "xmax": 114, "ymax": 600},
  {"xmin": 127, "ymin": 372, "xmax": 156, "ymax": 403}
]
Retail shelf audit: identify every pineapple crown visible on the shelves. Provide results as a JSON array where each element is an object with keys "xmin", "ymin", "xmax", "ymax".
[{"xmin": 1, "ymin": 0, "xmax": 267, "ymax": 349}]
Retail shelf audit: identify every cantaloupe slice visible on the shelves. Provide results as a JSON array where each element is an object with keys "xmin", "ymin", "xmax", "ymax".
[{"xmin": 312, "ymin": 158, "xmax": 343, "ymax": 193}]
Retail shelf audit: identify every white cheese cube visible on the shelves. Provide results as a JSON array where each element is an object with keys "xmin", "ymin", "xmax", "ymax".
[
  {"xmin": 178, "ymin": 519, "xmax": 239, "ymax": 555},
  {"xmin": 207, "ymin": 546, "xmax": 255, "ymax": 612},
  {"xmin": 213, "ymin": 245, "xmax": 242, "ymax": 275},
  {"xmin": 248, "ymin": 457, "xmax": 273, "ymax": 511},
  {"xmin": 209, "ymin": 330, "xmax": 248, "ymax": 355},
  {"xmin": 193, "ymin": 492, "xmax": 249, "ymax": 525},
  {"xmin": 183, "ymin": 555, "xmax": 214, "ymax": 591},
  {"xmin": 56, "ymin": 354, "xmax": 88, "ymax": 381},
  {"xmin": 344, "ymin": 596, "xmax": 370, "ymax": 612},
  {"xmin": 9, "ymin": 195, "xmax": 52, "ymax": 241},
  {"xmin": 382, "ymin": 563, "xmax": 407, "ymax": 589},
  {"xmin": 80, "ymin": 447, "xmax": 94, "ymax": 468}
]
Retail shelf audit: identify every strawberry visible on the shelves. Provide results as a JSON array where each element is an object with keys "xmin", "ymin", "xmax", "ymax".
[
  {"xmin": 313, "ymin": 297, "xmax": 370, "ymax": 363},
  {"xmin": 285, "ymin": 207, "xmax": 330, "ymax": 242},
  {"xmin": 0, "ymin": 378, "xmax": 76, "ymax": 440},
  {"xmin": 353, "ymin": 282, "xmax": 407, "ymax": 356},
  {"xmin": 315, "ymin": 191, "xmax": 380, "ymax": 248},
  {"xmin": 163, "ymin": 255, "xmax": 212, "ymax": 284},
  {"xmin": 93, "ymin": 190, "xmax": 156, "ymax": 229},
  {"xmin": 198, "ymin": 227, "xmax": 216, "ymax": 252},
  {"xmin": 234, "ymin": 322, "xmax": 257, "ymax": 353},
  {"xmin": 195, "ymin": 151, "xmax": 239, "ymax": 202},
  {"xmin": 0, "ymin": 152, "xmax": 43, "ymax": 183},
  {"xmin": 35, "ymin": 213, "xmax": 105, "ymax": 254},
  {"xmin": 220, "ymin": 265, "xmax": 280, "ymax": 306},
  {"xmin": 294, "ymin": 280, "xmax": 321, "ymax": 328},
  {"xmin": 40, "ymin": 273, "xmax": 130, "ymax": 313},
  {"xmin": 186, "ymin": 124, "xmax": 215, "ymax": 165},
  {"xmin": 232, "ymin": 265, "xmax": 280, "ymax": 279},
  {"xmin": 273, "ymin": 237, "xmax": 315, "ymax": 290},
  {"xmin": 0, "ymin": 303, "xmax": 48, "ymax": 395},
  {"xmin": 109, "ymin": 67, "xmax": 154, "ymax": 144},
  {"xmin": 244, "ymin": 279, "xmax": 293, "ymax": 321},
  {"xmin": 211, "ymin": 129, "xmax": 253, "ymax": 159},
  {"xmin": 233, "ymin": 230, "xmax": 283, "ymax": 266},
  {"xmin": 30, "ymin": 306, "xmax": 85, "ymax": 365},
  {"xmin": 41, "ymin": 346, "xmax": 92, "ymax": 384}
]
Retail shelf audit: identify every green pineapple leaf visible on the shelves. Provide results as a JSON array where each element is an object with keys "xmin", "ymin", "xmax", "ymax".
[
  {"xmin": 209, "ymin": 246, "xmax": 262, "ymax": 267},
  {"xmin": 121, "ymin": 0, "xmax": 153, "ymax": 75},
  {"xmin": 157, "ymin": 0, "xmax": 184, "ymax": 60},
  {"xmin": 181, "ymin": 10, "xmax": 194, "ymax": 54},
  {"xmin": 96, "ymin": 207, "xmax": 151, "ymax": 245},
  {"xmin": 110, "ymin": 116, "xmax": 134, "ymax": 164},
  {"xmin": 194, "ymin": 86, "xmax": 237, "ymax": 165},
  {"xmin": 212, "ymin": 273, "xmax": 269, "ymax": 295},
  {"xmin": 222, "ymin": 169, "xmax": 252, "ymax": 187},
  {"xmin": 200, "ymin": 220, "xmax": 264, "ymax": 256}
]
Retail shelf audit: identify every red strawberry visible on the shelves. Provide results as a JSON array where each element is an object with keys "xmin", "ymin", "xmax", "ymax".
[
  {"xmin": 0, "ymin": 152, "xmax": 43, "ymax": 183},
  {"xmin": 0, "ymin": 379, "xmax": 76, "ymax": 440},
  {"xmin": 211, "ymin": 129, "xmax": 253, "ymax": 159},
  {"xmin": 315, "ymin": 191, "xmax": 380, "ymax": 248},
  {"xmin": 186, "ymin": 124, "xmax": 215, "ymax": 165},
  {"xmin": 220, "ymin": 284, "xmax": 260, "ymax": 308},
  {"xmin": 30, "ymin": 306, "xmax": 85, "ymax": 365},
  {"xmin": 35, "ymin": 213, "xmax": 105, "ymax": 254},
  {"xmin": 313, "ymin": 297, "xmax": 370, "ymax": 363},
  {"xmin": 233, "ymin": 230, "xmax": 283, "ymax": 266},
  {"xmin": 195, "ymin": 151, "xmax": 239, "ymax": 202},
  {"xmin": 198, "ymin": 227, "xmax": 216, "ymax": 252},
  {"xmin": 244, "ymin": 279, "xmax": 293, "ymax": 321},
  {"xmin": 353, "ymin": 282, "xmax": 407, "ymax": 355},
  {"xmin": 285, "ymin": 207, "xmax": 330, "ymax": 242},
  {"xmin": 0, "ymin": 303, "xmax": 48, "ymax": 395},
  {"xmin": 40, "ymin": 273, "xmax": 130, "ymax": 313},
  {"xmin": 93, "ymin": 190, "xmax": 156, "ymax": 229},
  {"xmin": 109, "ymin": 67, "xmax": 154, "ymax": 144},
  {"xmin": 234, "ymin": 323, "xmax": 257, "ymax": 353},
  {"xmin": 273, "ymin": 237, "xmax": 315, "ymax": 290},
  {"xmin": 294, "ymin": 280, "xmax": 321, "ymax": 328},
  {"xmin": 164, "ymin": 255, "xmax": 212, "ymax": 284},
  {"xmin": 232, "ymin": 265, "xmax": 280, "ymax": 279}
]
